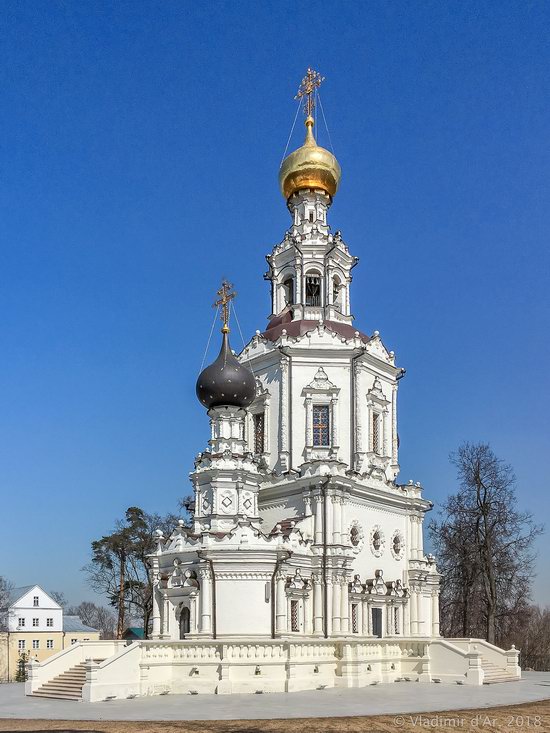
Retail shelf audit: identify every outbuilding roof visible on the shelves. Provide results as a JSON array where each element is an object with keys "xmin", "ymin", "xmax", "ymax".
[{"xmin": 63, "ymin": 616, "xmax": 98, "ymax": 633}]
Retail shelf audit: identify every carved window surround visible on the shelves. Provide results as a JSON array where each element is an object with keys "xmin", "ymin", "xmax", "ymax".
[
  {"xmin": 365, "ymin": 377, "xmax": 391, "ymax": 477},
  {"xmin": 303, "ymin": 367, "xmax": 340, "ymax": 461},
  {"xmin": 246, "ymin": 380, "xmax": 271, "ymax": 460}
]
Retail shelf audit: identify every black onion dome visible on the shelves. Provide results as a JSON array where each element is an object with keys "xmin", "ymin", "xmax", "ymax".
[{"xmin": 196, "ymin": 331, "xmax": 256, "ymax": 410}]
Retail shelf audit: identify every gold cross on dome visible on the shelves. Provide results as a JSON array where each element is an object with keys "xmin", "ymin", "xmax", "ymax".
[
  {"xmin": 214, "ymin": 280, "xmax": 236, "ymax": 333},
  {"xmin": 295, "ymin": 68, "xmax": 325, "ymax": 117}
]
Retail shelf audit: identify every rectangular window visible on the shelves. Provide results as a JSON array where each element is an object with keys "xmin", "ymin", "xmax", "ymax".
[
  {"xmin": 33, "ymin": 596, "xmax": 39, "ymax": 607},
  {"xmin": 18, "ymin": 617, "xmax": 25, "ymax": 627},
  {"xmin": 253, "ymin": 412, "xmax": 265, "ymax": 454},
  {"xmin": 313, "ymin": 405, "xmax": 330, "ymax": 447},
  {"xmin": 71, "ymin": 638, "xmax": 77, "ymax": 645},
  {"xmin": 372, "ymin": 412, "xmax": 380, "ymax": 454},
  {"xmin": 305, "ymin": 275, "xmax": 321, "ymax": 306},
  {"xmin": 32, "ymin": 640, "xmax": 39, "ymax": 649},
  {"xmin": 351, "ymin": 604, "xmax": 359, "ymax": 633},
  {"xmin": 46, "ymin": 640, "xmax": 54, "ymax": 649},
  {"xmin": 18, "ymin": 640, "xmax": 25, "ymax": 650},
  {"xmin": 32, "ymin": 618, "xmax": 39, "ymax": 627},
  {"xmin": 372, "ymin": 607, "xmax": 383, "ymax": 638},
  {"xmin": 46, "ymin": 618, "xmax": 53, "ymax": 627},
  {"xmin": 290, "ymin": 600, "xmax": 299, "ymax": 632}
]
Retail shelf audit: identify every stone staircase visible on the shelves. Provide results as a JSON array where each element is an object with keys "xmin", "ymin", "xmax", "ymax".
[
  {"xmin": 31, "ymin": 660, "xmax": 103, "ymax": 700},
  {"xmin": 481, "ymin": 657, "xmax": 520, "ymax": 684}
]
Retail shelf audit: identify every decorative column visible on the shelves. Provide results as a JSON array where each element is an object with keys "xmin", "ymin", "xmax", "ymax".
[
  {"xmin": 312, "ymin": 574, "xmax": 323, "ymax": 635},
  {"xmin": 431, "ymin": 591, "xmax": 440, "ymax": 637},
  {"xmin": 295, "ymin": 260, "xmax": 303, "ymax": 305},
  {"xmin": 314, "ymin": 491, "xmax": 323, "ymax": 544},
  {"xmin": 304, "ymin": 589, "xmax": 313, "ymax": 635},
  {"xmin": 326, "ymin": 493, "xmax": 334, "ymax": 547},
  {"xmin": 391, "ymin": 383, "xmax": 398, "ymax": 466},
  {"xmin": 332, "ymin": 573, "xmax": 341, "ymax": 634},
  {"xmin": 340, "ymin": 497, "xmax": 348, "ymax": 545},
  {"xmin": 340, "ymin": 577, "xmax": 349, "ymax": 634},
  {"xmin": 162, "ymin": 593, "xmax": 170, "ymax": 638},
  {"xmin": 330, "ymin": 396, "xmax": 338, "ymax": 457},
  {"xmin": 366, "ymin": 600, "xmax": 372, "ymax": 635},
  {"xmin": 361, "ymin": 600, "xmax": 368, "ymax": 635},
  {"xmin": 354, "ymin": 365, "xmax": 363, "ymax": 471},
  {"xmin": 264, "ymin": 394, "xmax": 271, "ymax": 455},
  {"xmin": 199, "ymin": 567, "xmax": 212, "ymax": 635},
  {"xmin": 325, "ymin": 575, "xmax": 333, "ymax": 637},
  {"xmin": 386, "ymin": 604, "xmax": 393, "ymax": 636},
  {"xmin": 409, "ymin": 587, "xmax": 417, "ymax": 636},
  {"xmin": 280, "ymin": 355, "xmax": 290, "ymax": 471},
  {"xmin": 305, "ymin": 396, "xmax": 313, "ymax": 447},
  {"xmin": 410, "ymin": 516, "xmax": 418, "ymax": 560},
  {"xmin": 404, "ymin": 596, "xmax": 411, "ymax": 637},
  {"xmin": 417, "ymin": 516, "xmax": 424, "ymax": 559},
  {"xmin": 333, "ymin": 495, "xmax": 341, "ymax": 545},
  {"xmin": 276, "ymin": 571, "xmax": 286, "ymax": 634},
  {"xmin": 151, "ymin": 583, "xmax": 161, "ymax": 638}
]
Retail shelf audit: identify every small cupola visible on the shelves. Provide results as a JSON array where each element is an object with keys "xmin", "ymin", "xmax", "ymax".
[{"xmin": 196, "ymin": 281, "xmax": 256, "ymax": 410}]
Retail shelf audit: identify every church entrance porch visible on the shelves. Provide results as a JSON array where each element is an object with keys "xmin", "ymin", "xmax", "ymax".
[{"xmin": 26, "ymin": 637, "xmax": 520, "ymax": 700}]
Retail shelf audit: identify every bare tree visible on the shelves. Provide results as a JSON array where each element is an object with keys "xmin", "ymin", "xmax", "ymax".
[
  {"xmin": 84, "ymin": 507, "xmax": 180, "ymax": 638},
  {"xmin": 0, "ymin": 576, "xmax": 14, "ymax": 631},
  {"xmin": 67, "ymin": 601, "xmax": 116, "ymax": 639},
  {"xmin": 507, "ymin": 605, "xmax": 550, "ymax": 671},
  {"xmin": 49, "ymin": 590, "xmax": 68, "ymax": 608},
  {"xmin": 430, "ymin": 442, "xmax": 543, "ymax": 645}
]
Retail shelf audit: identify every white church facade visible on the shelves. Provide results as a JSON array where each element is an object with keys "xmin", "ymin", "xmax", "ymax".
[{"xmin": 27, "ymin": 70, "xmax": 520, "ymax": 700}]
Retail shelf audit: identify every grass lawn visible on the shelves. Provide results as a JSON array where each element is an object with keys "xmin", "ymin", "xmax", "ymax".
[{"xmin": 0, "ymin": 699, "xmax": 548, "ymax": 732}]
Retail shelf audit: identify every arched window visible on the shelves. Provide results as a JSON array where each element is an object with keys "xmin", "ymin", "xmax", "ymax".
[
  {"xmin": 282, "ymin": 277, "xmax": 294, "ymax": 306},
  {"xmin": 179, "ymin": 606, "xmax": 190, "ymax": 639},
  {"xmin": 332, "ymin": 276, "xmax": 342, "ymax": 307},
  {"xmin": 305, "ymin": 274, "xmax": 321, "ymax": 306}
]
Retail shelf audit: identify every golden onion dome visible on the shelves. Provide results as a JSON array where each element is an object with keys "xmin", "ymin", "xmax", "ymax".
[{"xmin": 279, "ymin": 115, "xmax": 341, "ymax": 200}]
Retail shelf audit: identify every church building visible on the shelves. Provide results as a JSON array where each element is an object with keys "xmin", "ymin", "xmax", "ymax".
[{"xmin": 26, "ymin": 71, "xmax": 520, "ymax": 700}]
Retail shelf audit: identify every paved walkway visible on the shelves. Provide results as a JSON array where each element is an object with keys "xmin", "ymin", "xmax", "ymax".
[{"xmin": 0, "ymin": 673, "xmax": 549, "ymax": 721}]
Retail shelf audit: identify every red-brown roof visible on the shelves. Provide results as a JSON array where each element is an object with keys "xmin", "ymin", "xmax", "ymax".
[{"xmin": 262, "ymin": 312, "xmax": 370, "ymax": 344}]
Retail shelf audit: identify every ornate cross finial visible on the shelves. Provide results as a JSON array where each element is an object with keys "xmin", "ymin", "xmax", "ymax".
[
  {"xmin": 295, "ymin": 67, "xmax": 325, "ymax": 117},
  {"xmin": 214, "ymin": 280, "xmax": 236, "ymax": 333}
]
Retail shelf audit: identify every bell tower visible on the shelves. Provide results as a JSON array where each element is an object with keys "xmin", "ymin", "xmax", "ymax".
[{"xmin": 265, "ymin": 69, "xmax": 357, "ymax": 326}]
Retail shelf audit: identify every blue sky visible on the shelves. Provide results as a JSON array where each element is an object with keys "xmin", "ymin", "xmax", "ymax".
[{"xmin": 1, "ymin": 1, "xmax": 549, "ymax": 606}]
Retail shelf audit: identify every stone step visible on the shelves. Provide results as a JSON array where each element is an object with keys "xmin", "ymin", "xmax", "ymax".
[
  {"xmin": 42, "ymin": 680, "xmax": 82, "ymax": 690},
  {"xmin": 483, "ymin": 676, "xmax": 521, "ymax": 685},
  {"xmin": 30, "ymin": 660, "xmax": 105, "ymax": 700},
  {"xmin": 32, "ymin": 690, "xmax": 82, "ymax": 699}
]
